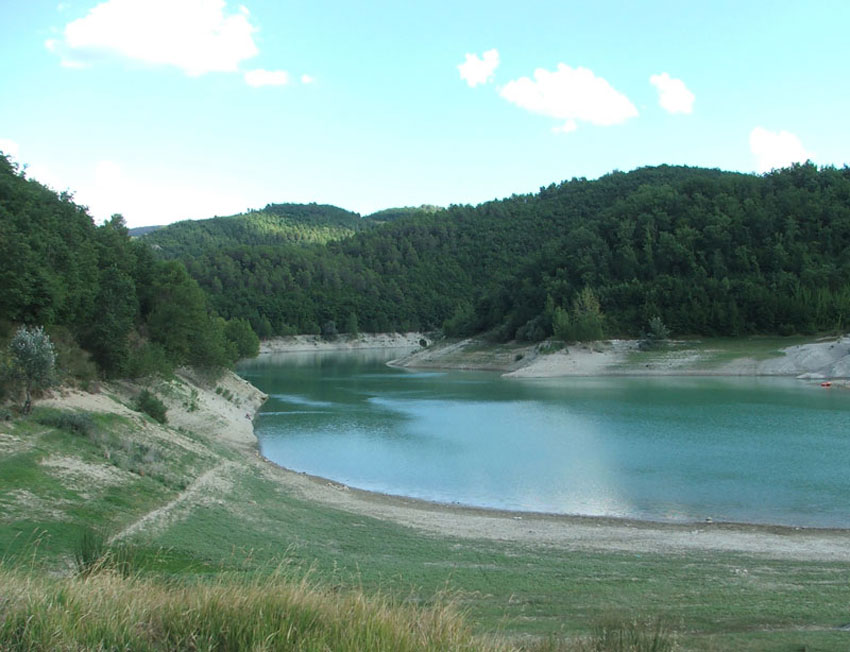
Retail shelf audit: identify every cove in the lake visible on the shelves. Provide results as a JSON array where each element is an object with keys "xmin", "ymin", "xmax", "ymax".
[{"xmin": 238, "ymin": 349, "xmax": 850, "ymax": 528}]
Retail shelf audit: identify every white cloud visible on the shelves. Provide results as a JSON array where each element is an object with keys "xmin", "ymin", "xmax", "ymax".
[
  {"xmin": 749, "ymin": 127, "xmax": 811, "ymax": 173},
  {"xmin": 0, "ymin": 138, "xmax": 20, "ymax": 159},
  {"xmin": 458, "ymin": 49, "xmax": 499, "ymax": 87},
  {"xmin": 244, "ymin": 68, "xmax": 290, "ymax": 87},
  {"xmin": 49, "ymin": 0, "xmax": 259, "ymax": 76},
  {"xmin": 649, "ymin": 72, "xmax": 695, "ymax": 114},
  {"xmin": 500, "ymin": 63, "xmax": 637, "ymax": 133},
  {"xmin": 300, "ymin": 74, "xmax": 315, "ymax": 85}
]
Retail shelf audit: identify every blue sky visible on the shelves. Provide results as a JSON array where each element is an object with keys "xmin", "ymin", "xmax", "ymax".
[{"xmin": 2, "ymin": 0, "xmax": 849, "ymax": 227}]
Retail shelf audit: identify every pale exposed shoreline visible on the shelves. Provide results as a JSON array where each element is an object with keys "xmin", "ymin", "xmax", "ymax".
[
  {"xmin": 259, "ymin": 332, "xmax": 430, "ymax": 354},
  {"xmin": 392, "ymin": 334, "xmax": 850, "ymax": 381}
]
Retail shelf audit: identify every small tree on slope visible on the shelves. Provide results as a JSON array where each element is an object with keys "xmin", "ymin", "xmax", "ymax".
[{"xmin": 8, "ymin": 325, "xmax": 56, "ymax": 414}]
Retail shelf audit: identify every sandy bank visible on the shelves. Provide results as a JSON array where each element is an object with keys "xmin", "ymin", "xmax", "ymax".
[
  {"xmin": 40, "ymin": 367, "xmax": 267, "ymax": 450},
  {"xmin": 394, "ymin": 335, "xmax": 850, "ymax": 380},
  {"xmin": 262, "ymin": 464, "xmax": 850, "ymax": 562},
  {"xmin": 260, "ymin": 332, "xmax": 430, "ymax": 354}
]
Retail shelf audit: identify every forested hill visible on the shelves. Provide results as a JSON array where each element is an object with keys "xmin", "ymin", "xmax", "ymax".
[
  {"xmin": 140, "ymin": 202, "xmax": 364, "ymax": 258},
  {"xmin": 0, "ymin": 154, "xmax": 258, "ymax": 381},
  {"xmin": 159, "ymin": 163, "xmax": 850, "ymax": 340},
  {"xmin": 363, "ymin": 205, "xmax": 445, "ymax": 223}
]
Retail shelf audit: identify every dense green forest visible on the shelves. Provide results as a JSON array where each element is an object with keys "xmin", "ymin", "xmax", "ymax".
[
  {"xmin": 140, "ymin": 202, "xmax": 366, "ymax": 259},
  {"xmin": 0, "ymin": 154, "xmax": 258, "ymax": 384},
  {"xmin": 143, "ymin": 163, "xmax": 850, "ymax": 340}
]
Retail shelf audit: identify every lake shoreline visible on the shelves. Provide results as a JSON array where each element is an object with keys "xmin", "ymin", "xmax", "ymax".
[
  {"xmin": 391, "ymin": 334, "xmax": 850, "ymax": 380},
  {"xmin": 259, "ymin": 332, "xmax": 430, "ymax": 354},
  {"xmin": 35, "ymin": 354, "xmax": 850, "ymax": 562},
  {"xmin": 257, "ymin": 454, "xmax": 850, "ymax": 561},
  {"xmin": 244, "ymin": 339, "xmax": 850, "ymax": 559}
]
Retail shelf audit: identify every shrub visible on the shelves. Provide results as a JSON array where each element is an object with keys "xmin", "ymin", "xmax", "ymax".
[
  {"xmin": 134, "ymin": 389, "xmax": 167, "ymax": 424},
  {"xmin": 126, "ymin": 341, "xmax": 174, "ymax": 379},
  {"xmin": 46, "ymin": 325, "xmax": 98, "ymax": 385},
  {"xmin": 639, "ymin": 317, "xmax": 672, "ymax": 350},
  {"xmin": 7, "ymin": 325, "xmax": 56, "ymax": 414},
  {"xmin": 35, "ymin": 410, "xmax": 96, "ymax": 437}
]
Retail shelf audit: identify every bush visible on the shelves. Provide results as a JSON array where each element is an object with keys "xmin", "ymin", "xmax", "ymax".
[
  {"xmin": 35, "ymin": 410, "xmax": 96, "ymax": 437},
  {"xmin": 126, "ymin": 341, "xmax": 174, "ymax": 379},
  {"xmin": 639, "ymin": 317, "xmax": 671, "ymax": 350},
  {"xmin": 46, "ymin": 326, "xmax": 98, "ymax": 385},
  {"xmin": 7, "ymin": 325, "xmax": 57, "ymax": 414},
  {"xmin": 134, "ymin": 389, "xmax": 167, "ymax": 424}
]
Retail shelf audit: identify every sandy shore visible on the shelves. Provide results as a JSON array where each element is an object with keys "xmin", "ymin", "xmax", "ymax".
[
  {"xmin": 394, "ymin": 334, "xmax": 850, "ymax": 380},
  {"xmin": 260, "ymin": 332, "xmax": 429, "ymax": 354},
  {"xmin": 262, "ymin": 465, "xmax": 850, "ymax": 561}
]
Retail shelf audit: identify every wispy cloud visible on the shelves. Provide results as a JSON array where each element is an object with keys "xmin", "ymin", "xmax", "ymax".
[
  {"xmin": 500, "ymin": 63, "xmax": 637, "ymax": 133},
  {"xmin": 649, "ymin": 72, "xmax": 694, "ymax": 114},
  {"xmin": 458, "ymin": 49, "xmax": 499, "ymax": 87},
  {"xmin": 749, "ymin": 127, "xmax": 811, "ymax": 172}
]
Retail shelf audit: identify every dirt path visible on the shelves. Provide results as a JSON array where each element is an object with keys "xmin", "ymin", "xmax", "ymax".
[{"xmin": 111, "ymin": 460, "xmax": 240, "ymax": 543}]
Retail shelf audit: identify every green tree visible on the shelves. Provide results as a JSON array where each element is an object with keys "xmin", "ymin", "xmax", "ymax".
[
  {"xmin": 7, "ymin": 325, "xmax": 56, "ymax": 414},
  {"xmin": 81, "ymin": 267, "xmax": 137, "ymax": 376},
  {"xmin": 147, "ymin": 261, "xmax": 229, "ymax": 367},
  {"xmin": 571, "ymin": 288, "xmax": 605, "ymax": 342},
  {"xmin": 321, "ymin": 320, "xmax": 338, "ymax": 341},
  {"xmin": 551, "ymin": 306, "xmax": 572, "ymax": 341},
  {"xmin": 225, "ymin": 318, "xmax": 260, "ymax": 359},
  {"xmin": 344, "ymin": 312, "xmax": 360, "ymax": 335}
]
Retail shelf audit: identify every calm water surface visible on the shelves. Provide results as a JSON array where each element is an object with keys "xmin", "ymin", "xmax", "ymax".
[{"xmin": 238, "ymin": 349, "xmax": 850, "ymax": 527}]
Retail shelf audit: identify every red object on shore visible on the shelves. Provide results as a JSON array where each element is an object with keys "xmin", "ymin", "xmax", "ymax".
[{"xmin": 820, "ymin": 381, "xmax": 832, "ymax": 388}]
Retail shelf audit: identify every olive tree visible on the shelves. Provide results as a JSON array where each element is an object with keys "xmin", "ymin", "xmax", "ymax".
[{"xmin": 8, "ymin": 325, "xmax": 56, "ymax": 414}]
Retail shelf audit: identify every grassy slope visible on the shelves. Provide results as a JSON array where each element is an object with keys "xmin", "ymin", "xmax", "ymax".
[{"xmin": 2, "ymin": 368, "xmax": 850, "ymax": 650}]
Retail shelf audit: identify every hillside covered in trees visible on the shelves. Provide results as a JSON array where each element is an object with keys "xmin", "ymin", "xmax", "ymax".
[
  {"xmin": 140, "ymin": 202, "xmax": 366, "ymax": 259},
  {"xmin": 143, "ymin": 164, "xmax": 850, "ymax": 340},
  {"xmin": 0, "ymin": 154, "xmax": 258, "ymax": 384}
]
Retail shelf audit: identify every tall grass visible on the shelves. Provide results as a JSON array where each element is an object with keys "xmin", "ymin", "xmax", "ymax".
[
  {"xmin": 0, "ymin": 564, "xmax": 680, "ymax": 651},
  {"xmin": 0, "ymin": 568, "xmax": 500, "ymax": 651}
]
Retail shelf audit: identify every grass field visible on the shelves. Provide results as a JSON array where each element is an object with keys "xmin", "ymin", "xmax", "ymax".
[{"xmin": 2, "ymin": 366, "xmax": 850, "ymax": 650}]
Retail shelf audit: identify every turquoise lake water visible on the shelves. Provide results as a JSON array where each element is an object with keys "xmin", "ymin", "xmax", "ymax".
[{"xmin": 238, "ymin": 348, "xmax": 850, "ymax": 528}]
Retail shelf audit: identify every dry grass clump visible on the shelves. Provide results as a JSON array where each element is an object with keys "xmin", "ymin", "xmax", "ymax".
[{"xmin": 0, "ymin": 568, "xmax": 498, "ymax": 651}]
